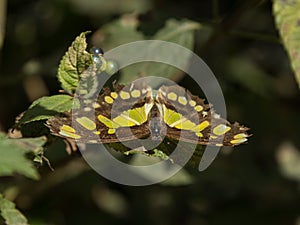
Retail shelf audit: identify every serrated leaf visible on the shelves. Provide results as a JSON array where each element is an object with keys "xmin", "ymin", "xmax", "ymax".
[
  {"xmin": 0, "ymin": 133, "xmax": 40, "ymax": 180},
  {"xmin": 273, "ymin": 0, "xmax": 300, "ymax": 88},
  {"xmin": 120, "ymin": 19, "xmax": 201, "ymax": 83},
  {"xmin": 78, "ymin": 63, "xmax": 102, "ymax": 98},
  {"xmin": 16, "ymin": 95, "xmax": 74, "ymax": 127},
  {"xmin": 58, "ymin": 31, "xmax": 93, "ymax": 94},
  {"xmin": 6, "ymin": 136, "xmax": 46, "ymax": 152},
  {"xmin": 0, "ymin": 194, "xmax": 30, "ymax": 225}
]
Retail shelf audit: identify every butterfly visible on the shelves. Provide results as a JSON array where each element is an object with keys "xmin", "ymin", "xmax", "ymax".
[{"xmin": 46, "ymin": 79, "xmax": 250, "ymax": 150}]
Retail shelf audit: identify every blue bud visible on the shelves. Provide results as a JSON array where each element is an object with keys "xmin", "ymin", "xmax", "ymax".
[{"xmin": 90, "ymin": 47, "xmax": 104, "ymax": 56}]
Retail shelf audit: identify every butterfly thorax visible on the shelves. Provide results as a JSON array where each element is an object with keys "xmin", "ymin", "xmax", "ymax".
[{"xmin": 148, "ymin": 104, "xmax": 166, "ymax": 142}]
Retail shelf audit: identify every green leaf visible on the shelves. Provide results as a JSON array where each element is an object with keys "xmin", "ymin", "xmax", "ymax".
[
  {"xmin": 6, "ymin": 136, "xmax": 46, "ymax": 151},
  {"xmin": 92, "ymin": 14, "xmax": 145, "ymax": 52},
  {"xmin": 153, "ymin": 19, "xmax": 201, "ymax": 44},
  {"xmin": 92, "ymin": 17, "xmax": 200, "ymax": 83},
  {"xmin": 78, "ymin": 62, "xmax": 106, "ymax": 98},
  {"xmin": 0, "ymin": 194, "xmax": 30, "ymax": 225},
  {"xmin": 226, "ymin": 56, "xmax": 274, "ymax": 97},
  {"xmin": 16, "ymin": 95, "xmax": 74, "ymax": 127},
  {"xmin": 273, "ymin": 0, "xmax": 300, "ymax": 88},
  {"xmin": 0, "ymin": 133, "xmax": 42, "ymax": 180},
  {"xmin": 120, "ymin": 19, "xmax": 201, "ymax": 83},
  {"xmin": 124, "ymin": 148, "xmax": 170, "ymax": 162},
  {"xmin": 58, "ymin": 31, "xmax": 93, "ymax": 94}
]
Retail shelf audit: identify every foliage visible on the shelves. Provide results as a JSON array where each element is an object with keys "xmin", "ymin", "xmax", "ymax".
[
  {"xmin": 0, "ymin": 0, "xmax": 299, "ymax": 224},
  {"xmin": 15, "ymin": 95, "xmax": 74, "ymax": 127},
  {"xmin": 0, "ymin": 194, "xmax": 29, "ymax": 225},
  {"xmin": 0, "ymin": 18, "xmax": 201, "ymax": 223},
  {"xmin": 273, "ymin": 0, "xmax": 300, "ymax": 88},
  {"xmin": 57, "ymin": 31, "xmax": 93, "ymax": 94},
  {"xmin": 0, "ymin": 133, "xmax": 43, "ymax": 180}
]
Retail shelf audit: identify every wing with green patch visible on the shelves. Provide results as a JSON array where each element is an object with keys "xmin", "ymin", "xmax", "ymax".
[
  {"xmin": 156, "ymin": 85, "xmax": 250, "ymax": 146},
  {"xmin": 47, "ymin": 80, "xmax": 153, "ymax": 143}
]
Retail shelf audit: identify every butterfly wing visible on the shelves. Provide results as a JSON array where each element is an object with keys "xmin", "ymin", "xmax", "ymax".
[
  {"xmin": 47, "ymin": 80, "xmax": 153, "ymax": 143},
  {"xmin": 156, "ymin": 85, "xmax": 250, "ymax": 146}
]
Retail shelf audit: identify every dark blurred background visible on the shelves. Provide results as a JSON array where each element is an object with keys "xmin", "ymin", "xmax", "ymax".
[{"xmin": 1, "ymin": 0, "xmax": 300, "ymax": 224}]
